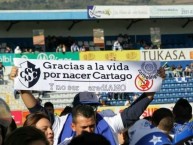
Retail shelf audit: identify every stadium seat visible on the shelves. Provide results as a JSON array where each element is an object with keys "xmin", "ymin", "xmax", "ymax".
[
  {"xmin": 188, "ymin": 97, "xmax": 193, "ymax": 102},
  {"xmin": 89, "ymin": 47, "xmax": 95, "ymax": 51},
  {"xmin": 83, "ymin": 41, "xmax": 89, "ymax": 47},
  {"xmin": 89, "ymin": 41, "xmax": 94, "ymax": 47},
  {"xmin": 95, "ymin": 46, "xmax": 100, "ymax": 51},
  {"xmin": 78, "ymin": 41, "xmax": 83, "ymax": 47},
  {"xmin": 106, "ymin": 40, "xmax": 112, "ymax": 46}
]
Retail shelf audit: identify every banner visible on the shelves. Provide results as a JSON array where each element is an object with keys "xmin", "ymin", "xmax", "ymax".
[
  {"xmin": 11, "ymin": 111, "xmax": 22, "ymax": 126},
  {"xmin": 0, "ymin": 53, "xmax": 14, "ymax": 66},
  {"xmin": 87, "ymin": 6, "xmax": 149, "ymax": 19},
  {"xmin": 141, "ymin": 48, "xmax": 193, "ymax": 61},
  {"xmin": 150, "ymin": 5, "xmax": 193, "ymax": 18},
  {"xmin": 80, "ymin": 50, "xmax": 140, "ymax": 61},
  {"xmin": 33, "ymin": 29, "xmax": 45, "ymax": 46},
  {"xmin": 14, "ymin": 58, "xmax": 162, "ymax": 92},
  {"xmin": 15, "ymin": 52, "xmax": 79, "ymax": 60}
]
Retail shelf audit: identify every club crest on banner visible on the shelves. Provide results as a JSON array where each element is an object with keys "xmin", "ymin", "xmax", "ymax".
[{"xmin": 19, "ymin": 61, "xmax": 41, "ymax": 88}]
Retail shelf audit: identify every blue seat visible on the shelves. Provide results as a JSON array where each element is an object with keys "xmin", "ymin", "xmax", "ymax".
[
  {"xmin": 180, "ymin": 88, "xmax": 185, "ymax": 92},
  {"xmin": 105, "ymin": 101, "xmax": 110, "ymax": 106},
  {"xmin": 169, "ymin": 98, "xmax": 175, "ymax": 103},
  {"xmin": 188, "ymin": 97, "xmax": 193, "ymax": 102},
  {"xmin": 117, "ymin": 100, "xmax": 125, "ymax": 106}
]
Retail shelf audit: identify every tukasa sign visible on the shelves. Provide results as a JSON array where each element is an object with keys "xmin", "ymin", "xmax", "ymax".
[{"xmin": 140, "ymin": 48, "xmax": 193, "ymax": 61}]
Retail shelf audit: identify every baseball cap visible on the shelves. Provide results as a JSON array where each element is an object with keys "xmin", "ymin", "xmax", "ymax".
[{"xmin": 72, "ymin": 92, "xmax": 101, "ymax": 107}]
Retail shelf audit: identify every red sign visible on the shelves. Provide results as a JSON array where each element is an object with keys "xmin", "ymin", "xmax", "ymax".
[
  {"xmin": 11, "ymin": 111, "xmax": 22, "ymax": 126},
  {"xmin": 135, "ymin": 74, "xmax": 153, "ymax": 91}
]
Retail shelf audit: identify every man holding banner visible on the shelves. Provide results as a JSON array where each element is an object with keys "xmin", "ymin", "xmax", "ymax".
[{"xmin": 10, "ymin": 58, "xmax": 165, "ymax": 145}]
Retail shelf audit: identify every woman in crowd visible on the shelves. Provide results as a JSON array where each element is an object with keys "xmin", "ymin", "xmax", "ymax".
[
  {"xmin": 23, "ymin": 112, "xmax": 54, "ymax": 145},
  {"xmin": 5, "ymin": 126, "xmax": 49, "ymax": 145}
]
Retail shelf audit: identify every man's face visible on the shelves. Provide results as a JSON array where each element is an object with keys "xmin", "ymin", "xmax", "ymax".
[
  {"xmin": 45, "ymin": 106, "xmax": 54, "ymax": 114},
  {"xmin": 71, "ymin": 115, "xmax": 95, "ymax": 136}
]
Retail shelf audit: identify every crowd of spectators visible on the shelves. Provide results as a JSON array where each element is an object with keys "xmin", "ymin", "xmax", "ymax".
[
  {"xmin": 164, "ymin": 63, "xmax": 193, "ymax": 78},
  {"xmin": 0, "ymin": 34, "xmax": 161, "ymax": 54},
  {"xmin": 0, "ymin": 63, "xmax": 192, "ymax": 145},
  {"xmin": 1, "ymin": 89, "xmax": 193, "ymax": 145},
  {"xmin": 112, "ymin": 34, "xmax": 156, "ymax": 51}
]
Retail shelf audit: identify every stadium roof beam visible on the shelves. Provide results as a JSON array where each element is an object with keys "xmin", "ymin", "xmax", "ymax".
[
  {"xmin": 182, "ymin": 18, "xmax": 193, "ymax": 28},
  {"xmin": 6, "ymin": 21, "xmax": 19, "ymax": 32},
  {"xmin": 68, "ymin": 20, "xmax": 82, "ymax": 31},
  {"xmin": 126, "ymin": 19, "xmax": 143, "ymax": 30}
]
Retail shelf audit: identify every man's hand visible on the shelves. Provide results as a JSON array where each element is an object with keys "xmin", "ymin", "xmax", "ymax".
[
  {"xmin": 9, "ymin": 66, "xmax": 18, "ymax": 80},
  {"xmin": 158, "ymin": 67, "xmax": 166, "ymax": 80},
  {"xmin": 145, "ymin": 67, "xmax": 166, "ymax": 100}
]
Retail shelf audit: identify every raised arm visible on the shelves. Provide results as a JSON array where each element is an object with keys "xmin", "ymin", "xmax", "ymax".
[
  {"xmin": 120, "ymin": 92, "xmax": 154, "ymax": 128},
  {"xmin": 10, "ymin": 66, "xmax": 40, "ymax": 110},
  {"xmin": 121, "ymin": 67, "xmax": 165, "ymax": 128}
]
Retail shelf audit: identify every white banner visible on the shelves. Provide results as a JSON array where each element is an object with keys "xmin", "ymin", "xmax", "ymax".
[
  {"xmin": 150, "ymin": 5, "xmax": 193, "ymax": 18},
  {"xmin": 87, "ymin": 6, "xmax": 149, "ymax": 19},
  {"xmin": 14, "ymin": 58, "xmax": 162, "ymax": 92},
  {"xmin": 141, "ymin": 48, "xmax": 193, "ymax": 61}
]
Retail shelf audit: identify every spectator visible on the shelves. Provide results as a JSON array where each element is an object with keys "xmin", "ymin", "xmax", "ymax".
[
  {"xmin": 23, "ymin": 112, "xmax": 54, "ymax": 145},
  {"xmin": 36, "ymin": 97, "xmax": 42, "ymax": 105},
  {"xmin": 5, "ymin": 46, "xmax": 12, "ymax": 53},
  {"xmin": 124, "ymin": 98, "xmax": 131, "ymax": 106},
  {"xmin": 71, "ymin": 42, "xmax": 79, "ymax": 52},
  {"xmin": 5, "ymin": 118, "xmax": 17, "ymax": 137},
  {"xmin": 79, "ymin": 45, "xmax": 86, "ymax": 52},
  {"xmin": 28, "ymin": 48, "xmax": 34, "ymax": 53},
  {"xmin": 172, "ymin": 98, "xmax": 193, "ymax": 144},
  {"xmin": 122, "ymin": 34, "xmax": 128, "ymax": 49},
  {"xmin": 44, "ymin": 102, "xmax": 54, "ymax": 115},
  {"xmin": 0, "ymin": 62, "xmax": 5, "ymax": 83},
  {"xmin": 68, "ymin": 131, "xmax": 110, "ymax": 145},
  {"xmin": 112, "ymin": 39, "xmax": 122, "ymax": 51},
  {"xmin": 23, "ymin": 48, "xmax": 29, "ymax": 54},
  {"xmin": 184, "ymin": 65, "xmax": 192, "ymax": 77},
  {"xmin": 59, "ymin": 105, "xmax": 96, "ymax": 144},
  {"xmin": 5, "ymin": 126, "xmax": 49, "ymax": 145},
  {"xmin": 0, "ymin": 99, "xmax": 16, "ymax": 145},
  {"xmin": 13, "ymin": 90, "xmax": 157, "ymax": 145},
  {"xmin": 164, "ymin": 64, "xmax": 174, "ymax": 78},
  {"xmin": 128, "ymin": 108, "xmax": 174, "ymax": 145},
  {"xmin": 62, "ymin": 44, "xmax": 66, "ymax": 53},
  {"xmin": 14, "ymin": 46, "xmax": 22, "ymax": 54},
  {"xmin": 132, "ymin": 94, "xmax": 139, "ymax": 102},
  {"xmin": 190, "ymin": 62, "xmax": 193, "ymax": 76},
  {"xmin": 117, "ymin": 131, "xmax": 129, "ymax": 145},
  {"xmin": 60, "ymin": 106, "xmax": 72, "ymax": 117},
  {"xmin": 176, "ymin": 65, "xmax": 183, "ymax": 77},
  {"xmin": 171, "ymin": 65, "xmax": 177, "ymax": 77},
  {"xmin": 0, "ymin": 125, "xmax": 6, "ymax": 145},
  {"xmin": 56, "ymin": 44, "xmax": 66, "ymax": 53}
]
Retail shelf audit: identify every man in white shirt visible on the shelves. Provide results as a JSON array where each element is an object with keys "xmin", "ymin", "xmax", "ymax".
[
  {"xmin": 71, "ymin": 42, "xmax": 80, "ymax": 52},
  {"xmin": 14, "ymin": 46, "xmax": 22, "ymax": 54},
  {"xmin": 112, "ymin": 40, "xmax": 122, "ymax": 51}
]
